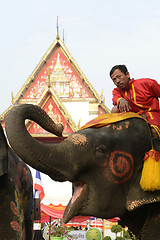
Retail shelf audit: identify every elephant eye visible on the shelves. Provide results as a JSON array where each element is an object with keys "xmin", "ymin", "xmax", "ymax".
[{"xmin": 96, "ymin": 145, "xmax": 108, "ymax": 153}]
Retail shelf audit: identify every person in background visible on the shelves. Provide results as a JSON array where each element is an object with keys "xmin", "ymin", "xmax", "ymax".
[{"xmin": 110, "ymin": 64, "xmax": 160, "ymax": 138}]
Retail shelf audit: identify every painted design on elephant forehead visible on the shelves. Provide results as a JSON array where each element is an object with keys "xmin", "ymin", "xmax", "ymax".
[
  {"xmin": 105, "ymin": 124, "xmax": 111, "ymax": 128},
  {"xmin": 112, "ymin": 121, "xmax": 130, "ymax": 131},
  {"xmin": 68, "ymin": 134, "xmax": 87, "ymax": 146},
  {"xmin": 125, "ymin": 121, "xmax": 129, "ymax": 128},
  {"xmin": 104, "ymin": 151, "xmax": 134, "ymax": 183}
]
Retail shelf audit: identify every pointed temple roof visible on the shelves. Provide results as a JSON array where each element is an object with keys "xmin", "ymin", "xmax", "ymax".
[{"xmin": 0, "ymin": 30, "xmax": 110, "ymax": 140}]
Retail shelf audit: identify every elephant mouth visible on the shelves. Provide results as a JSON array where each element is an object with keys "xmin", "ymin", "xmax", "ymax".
[{"xmin": 63, "ymin": 181, "xmax": 88, "ymax": 223}]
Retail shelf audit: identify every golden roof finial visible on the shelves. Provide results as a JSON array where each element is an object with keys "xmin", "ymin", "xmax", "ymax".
[
  {"xmin": 63, "ymin": 29, "xmax": 64, "ymax": 42},
  {"xmin": 56, "ymin": 16, "xmax": 60, "ymax": 40},
  {"xmin": 11, "ymin": 91, "xmax": 14, "ymax": 105},
  {"xmin": 77, "ymin": 119, "xmax": 81, "ymax": 130},
  {"xmin": 99, "ymin": 89, "xmax": 104, "ymax": 103}
]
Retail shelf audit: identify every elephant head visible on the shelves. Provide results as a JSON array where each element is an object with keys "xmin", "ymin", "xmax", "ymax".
[{"xmin": 5, "ymin": 104, "xmax": 160, "ymax": 238}]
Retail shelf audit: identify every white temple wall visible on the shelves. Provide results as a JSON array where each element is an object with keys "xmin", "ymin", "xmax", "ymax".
[{"xmin": 63, "ymin": 101, "xmax": 98, "ymax": 128}]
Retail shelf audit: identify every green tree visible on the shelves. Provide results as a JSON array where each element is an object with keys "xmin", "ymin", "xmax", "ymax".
[
  {"xmin": 111, "ymin": 224, "xmax": 122, "ymax": 238},
  {"xmin": 102, "ymin": 236, "xmax": 111, "ymax": 240},
  {"xmin": 123, "ymin": 228, "xmax": 136, "ymax": 239},
  {"xmin": 115, "ymin": 237, "xmax": 124, "ymax": 240},
  {"xmin": 123, "ymin": 229, "xmax": 132, "ymax": 239}
]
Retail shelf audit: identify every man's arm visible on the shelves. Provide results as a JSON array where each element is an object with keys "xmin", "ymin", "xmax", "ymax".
[
  {"xmin": 112, "ymin": 88, "xmax": 131, "ymax": 112},
  {"xmin": 118, "ymin": 98, "xmax": 131, "ymax": 112}
]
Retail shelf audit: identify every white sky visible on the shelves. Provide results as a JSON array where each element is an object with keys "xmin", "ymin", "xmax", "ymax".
[{"xmin": 1, "ymin": 0, "xmax": 160, "ymax": 204}]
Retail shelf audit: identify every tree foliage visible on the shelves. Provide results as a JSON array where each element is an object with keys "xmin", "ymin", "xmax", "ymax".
[
  {"xmin": 111, "ymin": 225, "xmax": 122, "ymax": 235},
  {"xmin": 123, "ymin": 229, "xmax": 132, "ymax": 239},
  {"xmin": 102, "ymin": 236, "xmax": 111, "ymax": 240},
  {"xmin": 115, "ymin": 237, "xmax": 124, "ymax": 240}
]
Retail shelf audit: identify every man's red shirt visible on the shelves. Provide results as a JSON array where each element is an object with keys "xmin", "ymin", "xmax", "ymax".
[{"xmin": 112, "ymin": 78, "xmax": 160, "ymax": 135}]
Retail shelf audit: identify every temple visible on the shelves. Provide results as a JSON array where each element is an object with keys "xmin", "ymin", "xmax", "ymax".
[{"xmin": 0, "ymin": 23, "xmax": 110, "ymax": 142}]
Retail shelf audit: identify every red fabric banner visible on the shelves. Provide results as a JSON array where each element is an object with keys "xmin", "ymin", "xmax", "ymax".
[{"xmin": 40, "ymin": 203, "xmax": 119, "ymax": 224}]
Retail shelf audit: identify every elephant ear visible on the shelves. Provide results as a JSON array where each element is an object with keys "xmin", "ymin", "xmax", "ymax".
[
  {"xmin": 0, "ymin": 124, "xmax": 8, "ymax": 176},
  {"xmin": 126, "ymin": 168, "xmax": 160, "ymax": 211}
]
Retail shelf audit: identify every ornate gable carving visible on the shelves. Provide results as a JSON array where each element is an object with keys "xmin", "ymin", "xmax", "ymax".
[{"xmin": 0, "ymin": 35, "xmax": 110, "ymax": 138}]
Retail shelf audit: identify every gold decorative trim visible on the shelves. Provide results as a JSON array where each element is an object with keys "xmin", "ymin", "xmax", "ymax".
[
  {"xmin": 0, "ymin": 104, "xmax": 14, "ymax": 122},
  {"xmin": 62, "ymin": 98, "xmax": 96, "ymax": 102},
  {"xmin": 89, "ymin": 111, "xmax": 99, "ymax": 115},
  {"xmin": 99, "ymin": 102, "xmax": 111, "ymax": 113},
  {"xmin": 19, "ymin": 99, "xmax": 37, "ymax": 104}
]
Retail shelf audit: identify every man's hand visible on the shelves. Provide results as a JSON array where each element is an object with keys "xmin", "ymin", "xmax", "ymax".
[{"xmin": 118, "ymin": 98, "xmax": 131, "ymax": 112}]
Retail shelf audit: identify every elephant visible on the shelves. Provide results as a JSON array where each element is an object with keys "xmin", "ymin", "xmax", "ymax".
[
  {"xmin": 5, "ymin": 103, "xmax": 160, "ymax": 240},
  {"xmin": 0, "ymin": 123, "xmax": 33, "ymax": 240}
]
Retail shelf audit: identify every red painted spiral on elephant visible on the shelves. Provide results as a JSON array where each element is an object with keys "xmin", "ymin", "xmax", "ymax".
[{"xmin": 105, "ymin": 151, "xmax": 134, "ymax": 183}]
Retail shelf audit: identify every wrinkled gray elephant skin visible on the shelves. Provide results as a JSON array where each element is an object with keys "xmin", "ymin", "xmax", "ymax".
[{"xmin": 5, "ymin": 104, "xmax": 160, "ymax": 240}]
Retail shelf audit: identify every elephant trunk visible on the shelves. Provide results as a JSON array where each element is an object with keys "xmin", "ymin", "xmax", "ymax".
[{"xmin": 5, "ymin": 104, "xmax": 71, "ymax": 181}]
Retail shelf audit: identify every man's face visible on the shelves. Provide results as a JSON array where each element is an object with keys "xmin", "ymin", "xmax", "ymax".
[{"xmin": 111, "ymin": 69, "xmax": 130, "ymax": 90}]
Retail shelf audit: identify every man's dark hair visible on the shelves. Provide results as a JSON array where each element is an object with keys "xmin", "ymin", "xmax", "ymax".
[{"xmin": 109, "ymin": 65, "xmax": 128, "ymax": 77}]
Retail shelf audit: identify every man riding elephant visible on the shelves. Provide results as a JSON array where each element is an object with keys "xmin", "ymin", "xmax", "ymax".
[{"xmin": 110, "ymin": 64, "xmax": 160, "ymax": 138}]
